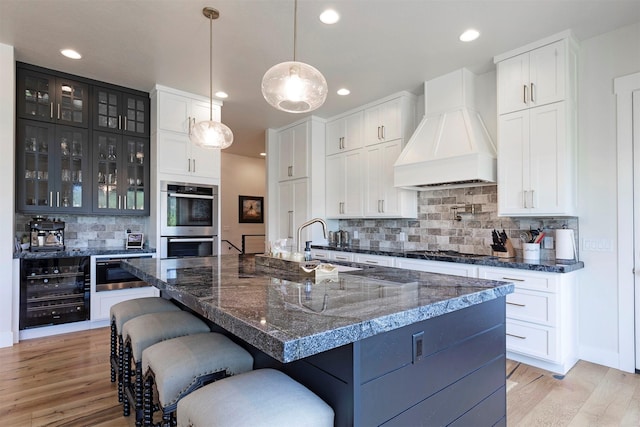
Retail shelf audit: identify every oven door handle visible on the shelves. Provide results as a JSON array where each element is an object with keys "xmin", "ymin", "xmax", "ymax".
[
  {"xmin": 96, "ymin": 260, "xmax": 123, "ymax": 267},
  {"xmin": 166, "ymin": 237, "xmax": 215, "ymax": 243},
  {"xmin": 167, "ymin": 193, "xmax": 215, "ymax": 200}
]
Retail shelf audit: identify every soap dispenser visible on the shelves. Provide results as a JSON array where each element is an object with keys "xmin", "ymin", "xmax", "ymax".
[{"xmin": 304, "ymin": 241, "xmax": 312, "ymax": 261}]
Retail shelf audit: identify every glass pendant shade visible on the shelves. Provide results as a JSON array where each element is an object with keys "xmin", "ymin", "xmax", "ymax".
[
  {"xmin": 190, "ymin": 120, "xmax": 234, "ymax": 149},
  {"xmin": 262, "ymin": 61, "xmax": 328, "ymax": 113}
]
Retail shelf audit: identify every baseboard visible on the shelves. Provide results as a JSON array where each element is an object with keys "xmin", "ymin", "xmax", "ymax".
[
  {"xmin": 0, "ymin": 330, "xmax": 15, "ymax": 348},
  {"xmin": 578, "ymin": 344, "xmax": 622, "ymax": 371},
  {"xmin": 507, "ymin": 351, "xmax": 579, "ymax": 375},
  {"xmin": 18, "ymin": 320, "xmax": 109, "ymax": 341}
]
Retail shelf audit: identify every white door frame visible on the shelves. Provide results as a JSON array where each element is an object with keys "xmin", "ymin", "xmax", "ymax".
[{"xmin": 615, "ymin": 71, "xmax": 640, "ymax": 373}]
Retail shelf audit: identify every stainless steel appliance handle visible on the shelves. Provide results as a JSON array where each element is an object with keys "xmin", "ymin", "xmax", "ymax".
[
  {"xmin": 167, "ymin": 193, "xmax": 215, "ymax": 200},
  {"xmin": 166, "ymin": 237, "xmax": 215, "ymax": 243}
]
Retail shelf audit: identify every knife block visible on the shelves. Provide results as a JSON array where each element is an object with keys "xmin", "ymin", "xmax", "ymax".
[{"xmin": 492, "ymin": 238, "xmax": 516, "ymax": 258}]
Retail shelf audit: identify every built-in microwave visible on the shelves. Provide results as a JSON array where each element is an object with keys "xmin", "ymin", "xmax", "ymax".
[{"xmin": 160, "ymin": 181, "xmax": 218, "ymax": 237}]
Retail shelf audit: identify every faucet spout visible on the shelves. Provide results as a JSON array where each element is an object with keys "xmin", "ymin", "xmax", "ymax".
[{"xmin": 296, "ymin": 218, "xmax": 328, "ymax": 253}]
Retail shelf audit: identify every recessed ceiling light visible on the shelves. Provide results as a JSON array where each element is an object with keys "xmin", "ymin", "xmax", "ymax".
[
  {"xmin": 319, "ymin": 9, "xmax": 340, "ymax": 24},
  {"xmin": 215, "ymin": 91, "xmax": 228, "ymax": 99},
  {"xmin": 260, "ymin": 152, "xmax": 267, "ymax": 157},
  {"xmin": 60, "ymin": 49, "xmax": 82, "ymax": 59},
  {"xmin": 459, "ymin": 29, "xmax": 480, "ymax": 42},
  {"xmin": 337, "ymin": 88, "xmax": 350, "ymax": 96}
]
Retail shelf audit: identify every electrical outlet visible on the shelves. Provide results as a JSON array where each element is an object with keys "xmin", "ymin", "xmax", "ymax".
[
  {"xmin": 353, "ymin": 230, "xmax": 359, "ymax": 239},
  {"xmin": 399, "ymin": 232, "xmax": 406, "ymax": 242},
  {"xmin": 412, "ymin": 331, "xmax": 424, "ymax": 363}
]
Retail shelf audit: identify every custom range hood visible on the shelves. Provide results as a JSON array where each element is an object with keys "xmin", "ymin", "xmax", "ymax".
[{"xmin": 394, "ymin": 68, "xmax": 497, "ymax": 189}]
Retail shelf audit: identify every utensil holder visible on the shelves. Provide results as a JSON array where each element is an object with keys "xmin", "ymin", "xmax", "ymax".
[{"xmin": 523, "ymin": 243, "xmax": 541, "ymax": 261}]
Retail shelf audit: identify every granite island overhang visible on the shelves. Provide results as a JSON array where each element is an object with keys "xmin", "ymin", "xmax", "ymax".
[
  {"xmin": 122, "ymin": 254, "xmax": 514, "ymax": 426},
  {"xmin": 121, "ymin": 254, "xmax": 514, "ymax": 363}
]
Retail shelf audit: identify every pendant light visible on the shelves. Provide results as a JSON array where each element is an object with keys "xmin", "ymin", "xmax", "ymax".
[
  {"xmin": 190, "ymin": 7, "xmax": 234, "ymax": 149},
  {"xmin": 261, "ymin": 0, "xmax": 328, "ymax": 113}
]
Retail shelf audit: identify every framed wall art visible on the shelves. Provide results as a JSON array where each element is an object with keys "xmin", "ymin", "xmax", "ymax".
[{"xmin": 238, "ymin": 195, "xmax": 264, "ymax": 223}]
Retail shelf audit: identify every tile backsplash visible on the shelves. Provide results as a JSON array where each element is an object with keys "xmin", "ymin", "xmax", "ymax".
[
  {"xmin": 338, "ymin": 185, "xmax": 578, "ymax": 260},
  {"xmin": 16, "ymin": 214, "xmax": 149, "ymax": 249}
]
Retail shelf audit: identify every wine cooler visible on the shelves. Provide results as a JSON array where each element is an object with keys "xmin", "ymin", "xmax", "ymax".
[{"xmin": 20, "ymin": 256, "xmax": 90, "ymax": 329}]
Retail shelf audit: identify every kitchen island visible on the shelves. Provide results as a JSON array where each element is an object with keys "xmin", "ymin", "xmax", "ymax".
[{"xmin": 123, "ymin": 255, "xmax": 513, "ymax": 426}]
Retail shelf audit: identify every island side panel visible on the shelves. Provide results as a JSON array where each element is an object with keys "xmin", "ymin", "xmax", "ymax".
[{"xmin": 359, "ymin": 296, "xmax": 506, "ymax": 426}]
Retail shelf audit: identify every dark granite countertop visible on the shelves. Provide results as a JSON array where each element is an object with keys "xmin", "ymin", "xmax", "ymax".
[
  {"xmin": 14, "ymin": 247, "xmax": 156, "ymax": 259},
  {"xmin": 311, "ymin": 245, "xmax": 584, "ymax": 273},
  {"xmin": 122, "ymin": 254, "xmax": 513, "ymax": 363}
]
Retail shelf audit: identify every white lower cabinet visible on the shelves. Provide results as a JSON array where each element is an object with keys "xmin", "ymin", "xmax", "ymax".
[
  {"xmin": 478, "ymin": 266, "xmax": 578, "ymax": 374},
  {"xmin": 91, "ymin": 286, "xmax": 159, "ymax": 322},
  {"xmin": 354, "ymin": 253, "xmax": 395, "ymax": 267},
  {"xmin": 394, "ymin": 258, "xmax": 478, "ymax": 277}
]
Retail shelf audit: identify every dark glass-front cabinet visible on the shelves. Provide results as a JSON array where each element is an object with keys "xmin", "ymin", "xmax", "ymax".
[
  {"xmin": 17, "ymin": 120, "xmax": 90, "ymax": 213},
  {"xmin": 93, "ymin": 131, "xmax": 149, "ymax": 214},
  {"xmin": 17, "ymin": 68, "xmax": 89, "ymax": 128},
  {"xmin": 20, "ymin": 257, "xmax": 90, "ymax": 329},
  {"xmin": 93, "ymin": 86, "xmax": 149, "ymax": 137}
]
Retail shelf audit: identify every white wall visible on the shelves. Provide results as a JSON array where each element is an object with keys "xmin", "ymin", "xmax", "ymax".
[
  {"xmin": 220, "ymin": 152, "xmax": 266, "ymax": 254},
  {"xmin": 0, "ymin": 43, "xmax": 15, "ymax": 347},
  {"xmin": 577, "ymin": 22, "xmax": 640, "ymax": 368}
]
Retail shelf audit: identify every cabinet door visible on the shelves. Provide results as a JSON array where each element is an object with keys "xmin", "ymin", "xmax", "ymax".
[
  {"xmin": 156, "ymin": 132, "xmax": 190, "ymax": 176},
  {"xmin": 278, "ymin": 179, "xmax": 309, "ymax": 242},
  {"xmin": 326, "ymin": 151, "xmax": 362, "ymax": 218},
  {"xmin": 497, "ymin": 53, "xmax": 530, "ymax": 114},
  {"xmin": 94, "ymin": 132, "xmax": 121, "ymax": 212},
  {"xmin": 365, "ymin": 98, "xmax": 402, "ymax": 144},
  {"xmin": 498, "ymin": 110, "xmax": 530, "ymax": 215},
  {"xmin": 122, "ymin": 136, "xmax": 149, "ymax": 212},
  {"xmin": 190, "ymin": 143, "xmax": 221, "ymax": 180},
  {"xmin": 325, "ymin": 118, "xmax": 344, "ymax": 156},
  {"xmin": 325, "ymin": 154, "xmax": 344, "ymax": 218},
  {"xmin": 528, "ymin": 103, "xmax": 565, "ymax": 214},
  {"xmin": 278, "ymin": 123, "xmax": 308, "ymax": 181},
  {"xmin": 364, "ymin": 140, "xmax": 404, "ymax": 217},
  {"xmin": 17, "ymin": 120, "xmax": 56, "ymax": 211},
  {"xmin": 94, "ymin": 87, "xmax": 122, "ymax": 133},
  {"xmin": 529, "ymin": 40, "xmax": 566, "ymax": 108},
  {"xmin": 157, "ymin": 91, "xmax": 191, "ymax": 133},
  {"xmin": 122, "ymin": 93, "xmax": 150, "ymax": 137},
  {"xmin": 326, "ymin": 112, "xmax": 364, "ymax": 156},
  {"xmin": 56, "ymin": 126, "xmax": 90, "ymax": 211},
  {"xmin": 18, "ymin": 70, "xmax": 88, "ymax": 128}
]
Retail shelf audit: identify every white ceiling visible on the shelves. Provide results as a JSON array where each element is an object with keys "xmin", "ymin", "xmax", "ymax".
[{"xmin": 1, "ymin": 0, "xmax": 639, "ymax": 158}]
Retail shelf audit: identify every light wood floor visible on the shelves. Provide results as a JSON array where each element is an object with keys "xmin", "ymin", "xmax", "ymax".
[{"xmin": 1, "ymin": 328, "xmax": 639, "ymax": 426}]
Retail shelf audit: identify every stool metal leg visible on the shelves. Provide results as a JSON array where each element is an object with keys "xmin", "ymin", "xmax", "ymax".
[
  {"xmin": 122, "ymin": 341, "xmax": 132, "ymax": 417},
  {"xmin": 110, "ymin": 321, "xmax": 117, "ymax": 383},
  {"xmin": 117, "ymin": 335, "xmax": 125, "ymax": 403},
  {"xmin": 135, "ymin": 361, "xmax": 144, "ymax": 427},
  {"xmin": 143, "ymin": 373, "xmax": 154, "ymax": 427}
]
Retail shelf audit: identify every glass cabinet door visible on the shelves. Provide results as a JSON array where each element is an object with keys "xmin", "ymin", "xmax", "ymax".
[
  {"xmin": 124, "ymin": 137, "xmax": 147, "ymax": 211},
  {"xmin": 56, "ymin": 78, "xmax": 89, "ymax": 128},
  {"xmin": 19, "ymin": 121, "xmax": 54, "ymax": 210},
  {"xmin": 95, "ymin": 88, "xmax": 121, "ymax": 133},
  {"xmin": 95, "ymin": 132, "xmax": 120, "ymax": 211},
  {"xmin": 18, "ymin": 71, "xmax": 54, "ymax": 123},
  {"xmin": 17, "ymin": 69, "xmax": 88, "ymax": 128},
  {"xmin": 57, "ymin": 127, "xmax": 88, "ymax": 210},
  {"xmin": 123, "ymin": 94, "xmax": 149, "ymax": 136},
  {"xmin": 94, "ymin": 88, "xmax": 149, "ymax": 137}
]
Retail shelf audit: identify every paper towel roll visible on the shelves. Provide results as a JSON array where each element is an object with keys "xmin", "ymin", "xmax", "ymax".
[{"xmin": 555, "ymin": 229, "xmax": 576, "ymax": 260}]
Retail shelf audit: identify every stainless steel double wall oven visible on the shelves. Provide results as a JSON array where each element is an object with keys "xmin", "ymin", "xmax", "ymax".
[{"xmin": 159, "ymin": 181, "xmax": 218, "ymax": 258}]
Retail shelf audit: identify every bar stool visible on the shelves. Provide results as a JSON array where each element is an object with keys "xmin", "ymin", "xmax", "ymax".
[
  {"xmin": 176, "ymin": 369, "xmax": 334, "ymax": 427},
  {"xmin": 122, "ymin": 310, "xmax": 211, "ymax": 426},
  {"xmin": 141, "ymin": 332, "xmax": 254, "ymax": 427},
  {"xmin": 110, "ymin": 297, "xmax": 181, "ymax": 402}
]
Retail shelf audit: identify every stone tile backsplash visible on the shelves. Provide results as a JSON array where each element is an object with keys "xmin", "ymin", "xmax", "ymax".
[
  {"xmin": 338, "ymin": 185, "xmax": 578, "ymax": 260},
  {"xmin": 16, "ymin": 214, "xmax": 148, "ymax": 249}
]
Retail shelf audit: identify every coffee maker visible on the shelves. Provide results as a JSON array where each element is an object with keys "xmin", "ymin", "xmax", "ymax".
[{"xmin": 29, "ymin": 218, "xmax": 65, "ymax": 252}]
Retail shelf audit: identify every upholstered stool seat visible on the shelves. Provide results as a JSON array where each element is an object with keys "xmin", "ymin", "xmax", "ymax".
[
  {"xmin": 142, "ymin": 332, "xmax": 254, "ymax": 427},
  {"xmin": 177, "ymin": 368, "xmax": 334, "ymax": 427},
  {"xmin": 122, "ymin": 310, "xmax": 210, "ymax": 425},
  {"xmin": 110, "ymin": 297, "xmax": 180, "ymax": 402}
]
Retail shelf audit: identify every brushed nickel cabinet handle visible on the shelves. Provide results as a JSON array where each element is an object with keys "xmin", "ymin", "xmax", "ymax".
[
  {"xmin": 381, "ymin": 125, "xmax": 385, "ymax": 139},
  {"xmin": 530, "ymin": 83, "xmax": 535, "ymax": 103},
  {"xmin": 523, "ymin": 85, "xmax": 528, "ymax": 104},
  {"xmin": 50, "ymin": 102, "xmax": 54, "ymax": 119},
  {"xmin": 192, "ymin": 159, "xmax": 196, "ymax": 173},
  {"xmin": 502, "ymin": 277, "xmax": 525, "ymax": 282},
  {"xmin": 57, "ymin": 104, "xmax": 60, "ymax": 120},
  {"xmin": 118, "ymin": 115, "xmax": 121, "ymax": 130},
  {"xmin": 124, "ymin": 116, "xmax": 128, "ymax": 131},
  {"xmin": 507, "ymin": 301, "xmax": 526, "ymax": 307},
  {"xmin": 507, "ymin": 333, "xmax": 527, "ymax": 340}
]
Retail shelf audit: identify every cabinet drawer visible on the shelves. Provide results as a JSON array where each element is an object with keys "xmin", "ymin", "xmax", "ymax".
[
  {"xmin": 506, "ymin": 320, "xmax": 556, "ymax": 361},
  {"xmin": 354, "ymin": 254, "xmax": 394, "ymax": 267},
  {"xmin": 331, "ymin": 252, "xmax": 354, "ymax": 262},
  {"xmin": 478, "ymin": 267, "xmax": 557, "ymax": 292},
  {"xmin": 311, "ymin": 250, "xmax": 331, "ymax": 260},
  {"xmin": 506, "ymin": 289, "xmax": 556, "ymax": 326}
]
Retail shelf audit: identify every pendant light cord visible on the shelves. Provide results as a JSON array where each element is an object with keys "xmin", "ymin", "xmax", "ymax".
[
  {"xmin": 209, "ymin": 12, "xmax": 213, "ymax": 121},
  {"xmin": 293, "ymin": 0, "xmax": 297, "ymax": 62}
]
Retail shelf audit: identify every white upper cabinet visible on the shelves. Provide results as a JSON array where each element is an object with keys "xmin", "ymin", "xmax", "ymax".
[
  {"xmin": 278, "ymin": 179, "xmax": 309, "ymax": 243},
  {"xmin": 364, "ymin": 97, "xmax": 406, "ymax": 144},
  {"xmin": 325, "ymin": 111, "xmax": 364, "ymax": 156},
  {"xmin": 152, "ymin": 86, "xmax": 221, "ymax": 181},
  {"xmin": 497, "ymin": 40, "xmax": 566, "ymax": 114},
  {"xmin": 277, "ymin": 122, "xmax": 309, "ymax": 181},
  {"xmin": 326, "ymin": 150, "xmax": 363, "ymax": 218},
  {"xmin": 494, "ymin": 32, "xmax": 578, "ymax": 216},
  {"xmin": 364, "ymin": 139, "xmax": 417, "ymax": 217}
]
